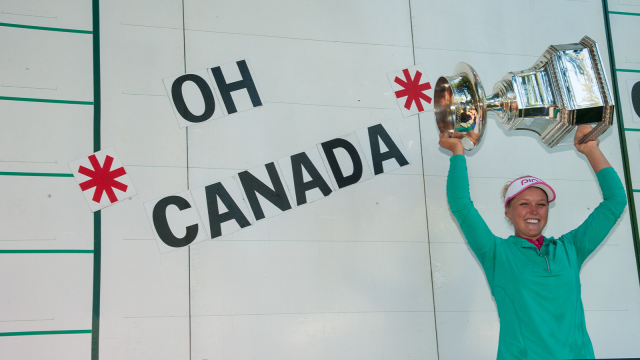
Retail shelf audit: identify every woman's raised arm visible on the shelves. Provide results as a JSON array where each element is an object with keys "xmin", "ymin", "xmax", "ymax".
[
  {"xmin": 440, "ymin": 133, "xmax": 498, "ymax": 276},
  {"xmin": 563, "ymin": 125, "xmax": 627, "ymax": 264}
]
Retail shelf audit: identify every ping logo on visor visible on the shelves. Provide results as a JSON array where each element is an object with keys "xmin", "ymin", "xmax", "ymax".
[{"xmin": 505, "ymin": 176, "xmax": 556, "ymax": 208}]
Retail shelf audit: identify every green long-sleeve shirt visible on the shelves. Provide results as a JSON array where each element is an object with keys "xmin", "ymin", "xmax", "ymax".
[{"xmin": 446, "ymin": 155, "xmax": 627, "ymax": 360}]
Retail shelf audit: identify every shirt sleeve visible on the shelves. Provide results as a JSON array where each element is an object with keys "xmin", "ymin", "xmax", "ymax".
[
  {"xmin": 562, "ymin": 167, "xmax": 627, "ymax": 265},
  {"xmin": 447, "ymin": 155, "xmax": 497, "ymax": 275}
]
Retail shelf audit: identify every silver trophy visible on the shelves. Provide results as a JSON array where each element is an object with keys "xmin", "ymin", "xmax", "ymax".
[{"xmin": 434, "ymin": 36, "xmax": 614, "ymax": 150}]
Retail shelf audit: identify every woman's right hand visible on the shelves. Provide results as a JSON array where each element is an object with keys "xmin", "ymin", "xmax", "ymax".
[{"xmin": 439, "ymin": 132, "xmax": 465, "ymax": 156}]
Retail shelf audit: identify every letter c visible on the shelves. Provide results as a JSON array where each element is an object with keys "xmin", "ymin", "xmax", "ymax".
[{"xmin": 152, "ymin": 195, "xmax": 199, "ymax": 248}]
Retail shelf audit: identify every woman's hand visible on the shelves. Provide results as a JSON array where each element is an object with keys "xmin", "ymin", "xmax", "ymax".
[
  {"xmin": 574, "ymin": 125, "xmax": 611, "ymax": 173},
  {"xmin": 439, "ymin": 132, "xmax": 465, "ymax": 156},
  {"xmin": 574, "ymin": 125, "xmax": 599, "ymax": 155}
]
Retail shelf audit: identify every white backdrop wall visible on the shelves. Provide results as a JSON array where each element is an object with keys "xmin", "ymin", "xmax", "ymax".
[{"xmin": 1, "ymin": 1, "xmax": 640, "ymax": 359}]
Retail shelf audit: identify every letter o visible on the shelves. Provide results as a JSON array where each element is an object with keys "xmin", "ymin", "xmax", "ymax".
[{"xmin": 171, "ymin": 74, "xmax": 216, "ymax": 123}]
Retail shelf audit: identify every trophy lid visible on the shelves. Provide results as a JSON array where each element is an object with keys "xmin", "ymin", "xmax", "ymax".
[{"xmin": 434, "ymin": 62, "xmax": 487, "ymax": 151}]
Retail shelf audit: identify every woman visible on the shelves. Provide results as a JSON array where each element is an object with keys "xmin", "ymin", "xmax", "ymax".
[{"xmin": 439, "ymin": 126, "xmax": 627, "ymax": 360}]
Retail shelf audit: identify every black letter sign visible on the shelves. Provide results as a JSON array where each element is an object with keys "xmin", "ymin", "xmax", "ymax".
[
  {"xmin": 152, "ymin": 196, "xmax": 199, "ymax": 247},
  {"xmin": 204, "ymin": 182, "xmax": 251, "ymax": 239},
  {"xmin": 290, "ymin": 152, "xmax": 332, "ymax": 206},
  {"xmin": 321, "ymin": 138, "xmax": 363, "ymax": 189},
  {"xmin": 367, "ymin": 124, "xmax": 409, "ymax": 175},
  {"xmin": 238, "ymin": 162, "xmax": 292, "ymax": 221},
  {"xmin": 210, "ymin": 60, "xmax": 262, "ymax": 114},
  {"xmin": 632, "ymin": 81, "xmax": 640, "ymax": 118},
  {"xmin": 171, "ymin": 74, "xmax": 216, "ymax": 123}
]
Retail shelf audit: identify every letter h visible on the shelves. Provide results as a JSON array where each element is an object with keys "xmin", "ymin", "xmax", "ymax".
[{"xmin": 210, "ymin": 60, "xmax": 262, "ymax": 114}]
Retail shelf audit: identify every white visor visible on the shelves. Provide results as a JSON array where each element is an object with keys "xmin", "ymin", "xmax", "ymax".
[{"xmin": 504, "ymin": 176, "xmax": 556, "ymax": 208}]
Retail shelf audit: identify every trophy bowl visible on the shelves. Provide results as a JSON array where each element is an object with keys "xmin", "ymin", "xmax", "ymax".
[
  {"xmin": 434, "ymin": 63, "xmax": 487, "ymax": 151},
  {"xmin": 434, "ymin": 36, "xmax": 614, "ymax": 150}
]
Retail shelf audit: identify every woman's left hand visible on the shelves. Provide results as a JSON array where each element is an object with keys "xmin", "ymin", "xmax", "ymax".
[
  {"xmin": 574, "ymin": 125, "xmax": 611, "ymax": 173},
  {"xmin": 574, "ymin": 125, "xmax": 599, "ymax": 155}
]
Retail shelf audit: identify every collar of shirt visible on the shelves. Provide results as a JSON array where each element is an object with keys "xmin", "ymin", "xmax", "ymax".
[{"xmin": 522, "ymin": 235, "xmax": 545, "ymax": 250}]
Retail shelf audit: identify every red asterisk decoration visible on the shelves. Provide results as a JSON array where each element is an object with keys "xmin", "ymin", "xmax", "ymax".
[
  {"xmin": 394, "ymin": 69, "xmax": 432, "ymax": 111},
  {"xmin": 78, "ymin": 155, "xmax": 128, "ymax": 203}
]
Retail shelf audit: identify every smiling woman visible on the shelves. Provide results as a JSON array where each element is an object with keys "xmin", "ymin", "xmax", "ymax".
[
  {"xmin": 504, "ymin": 185, "xmax": 549, "ymax": 240},
  {"xmin": 439, "ymin": 125, "xmax": 628, "ymax": 360},
  {"xmin": 500, "ymin": 175, "xmax": 555, "ymax": 240}
]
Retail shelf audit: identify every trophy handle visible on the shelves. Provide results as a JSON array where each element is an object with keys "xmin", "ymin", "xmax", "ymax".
[{"xmin": 434, "ymin": 62, "xmax": 487, "ymax": 151}]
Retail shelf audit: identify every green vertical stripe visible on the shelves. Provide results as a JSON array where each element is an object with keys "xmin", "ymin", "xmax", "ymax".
[
  {"xmin": 91, "ymin": 1, "xmax": 102, "ymax": 359},
  {"xmin": 603, "ymin": 0, "xmax": 640, "ymax": 285},
  {"xmin": 0, "ymin": 330, "xmax": 92, "ymax": 337},
  {"xmin": 92, "ymin": 211, "xmax": 101, "ymax": 360}
]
